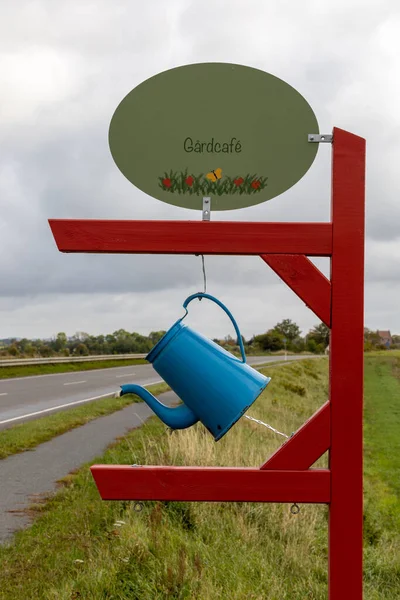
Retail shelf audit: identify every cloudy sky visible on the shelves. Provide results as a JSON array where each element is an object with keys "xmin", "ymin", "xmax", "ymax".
[{"xmin": 1, "ymin": 0, "xmax": 399, "ymax": 341}]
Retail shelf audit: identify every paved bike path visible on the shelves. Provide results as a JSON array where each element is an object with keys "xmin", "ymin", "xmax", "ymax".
[{"xmin": 0, "ymin": 392, "xmax": 178, "ymax": 543}]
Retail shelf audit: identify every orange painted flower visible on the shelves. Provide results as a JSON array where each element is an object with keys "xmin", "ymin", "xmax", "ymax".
[
  {"xmin": 162, "ymin": 178, "xmax": 172, "ymax": 188},
  {"xmin": 185, "ymin": 176, "xmax": 194, "ymax": 186},
  {"xmin": 251, "ymin": 180, "xmax": 261, "ymax": 189},
  {"xmin": 234, "ymin": 177, "xmax": 244, "ymax": 186}
]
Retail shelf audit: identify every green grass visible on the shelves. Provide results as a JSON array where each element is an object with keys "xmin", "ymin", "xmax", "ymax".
[
  {"xmin": 365, "ymin": 349, "xmax": 400, "ymax": 358},
  {"xmin": 0, "ymin": 360, "xmax": 296, "ymax": 461},
  {"xmin": 0, "ymin": 358, "xmax": 147, "ymax": 380},
  {"xmin": 0, "ymin": 358, "xmax": 399, "ymax": 598},
  {"xmin": 0, "ymin": 382, "xmax": 170, "ymax": 460},
  {"xmin": 363, "ymin": 354, "xmax": 400, "ymax": 552}
]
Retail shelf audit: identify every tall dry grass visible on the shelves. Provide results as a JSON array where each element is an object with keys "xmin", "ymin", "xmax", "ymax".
[{"xmin": 113, "ymin": 358, "xmax": 331, "ymax": 599}]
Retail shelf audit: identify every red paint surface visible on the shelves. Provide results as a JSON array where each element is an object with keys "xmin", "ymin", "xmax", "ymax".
[
  {"xmin": 49, "ymin": 220, "xmax": 332, "ymax": 256},
  {"xmin": 261, "ymin": 402, "xmax": 330, "ymax": 471},
  {"xmin": 328, "ymin": 127, "xmax": 365, "ymax": 598},
  {"xmin": 261, "ymin": 254, "xmax": 331, "ymax": 326},
  {"xmin": 51, "ymin": 127, "xmax": 365, "ymax": 599},
  {"xmin": 90, "ymin": 466, "xmax": 330, "ymax": 503}
]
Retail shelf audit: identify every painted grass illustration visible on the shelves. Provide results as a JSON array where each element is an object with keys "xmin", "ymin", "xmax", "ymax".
[{"xmin": 159, "ymin": 169, "xmax": 268, "ymax": 196}]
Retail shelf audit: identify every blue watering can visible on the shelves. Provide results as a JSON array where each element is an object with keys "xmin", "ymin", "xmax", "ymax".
[{"xmin": 120, "ymin": 293, "xmax": 271, "ymax": 441}]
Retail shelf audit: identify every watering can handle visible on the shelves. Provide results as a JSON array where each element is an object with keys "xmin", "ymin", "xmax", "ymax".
[{"xmin": 182, "ymin": 293, "xmax": 246, "ymax": 363}]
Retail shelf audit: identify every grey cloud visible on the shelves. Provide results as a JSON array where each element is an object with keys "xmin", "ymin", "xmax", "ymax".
[{"xmin": 1, "ymin": 0, "xmax": 400, "ymax": 337}]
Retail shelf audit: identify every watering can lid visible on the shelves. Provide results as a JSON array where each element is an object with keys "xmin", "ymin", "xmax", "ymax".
[{"xmin": 146, "ymin": 321, "xmax": 184, "ymax": 363}]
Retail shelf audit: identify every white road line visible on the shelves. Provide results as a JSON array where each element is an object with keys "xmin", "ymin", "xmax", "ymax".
[
  {"xmin": 0, "ymin": 379, "xmax": 164, "ymax": 426},
  {"xmin": 63, "ymin": 380, "xmax": 86, "ymax": 386},
  {"xmin": 0, "ymin": 393, "xmax": 114, "ymax": 426},
  {"xmin": 116, "ymin": 373, "xmax": 135, "ymax": 378},
  {"xmin": 0, "ymin": 393, "xmax": 8, "ymax": 396},
  {"xmin": 0, "ymin": 357, "xmax": 295, "ymax": 384}
]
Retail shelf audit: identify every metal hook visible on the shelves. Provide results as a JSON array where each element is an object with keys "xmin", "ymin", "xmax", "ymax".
[{"xmin": 290, "ymin": 503, "xmax": 300, "ymax": 515}]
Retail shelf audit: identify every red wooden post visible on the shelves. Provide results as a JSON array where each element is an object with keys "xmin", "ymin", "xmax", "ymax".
[
  {"xmin": 49, "ymin": 127, "xmax": 366, "ymax": 599},
  {"xmin": 329, "ymin": 128, "xmax": 365, "ymax": 599}
]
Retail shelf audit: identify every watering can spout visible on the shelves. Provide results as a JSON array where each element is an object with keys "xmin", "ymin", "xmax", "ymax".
[{"xmin": 120, "ymin": 384, "xmax": 199, "ymax": 430}]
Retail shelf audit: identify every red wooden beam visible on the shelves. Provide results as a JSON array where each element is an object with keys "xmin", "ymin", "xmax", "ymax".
[
  {"xmin": 49, "ymin": 220, "xmax": 333, "ymax": 256},
  {"xmin": 91, "ymin": 465, "xmax": 330, "ymax": 503},
  {"xmin": 49, "ymin": 126, "xmax": 366, "ymax": 599},
  {"xmin": 329, "ymin": 127, "xmax": 365, "ymax": 599},
  {"xmin": 260, "ymin": 254, "xmax": 331, "ymax": 326},
  {"xmin": 260, "ymin": 402, "xmax": 330, "ymax": 470}
]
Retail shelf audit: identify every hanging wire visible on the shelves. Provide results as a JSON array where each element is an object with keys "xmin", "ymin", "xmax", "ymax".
[
  {"xmin": 199, "ymin": 254, "xmax": 207, "ymax": 298},
  {"xmin": 244, "ymin": 414, "xmax": 289, "ymax": 438}
]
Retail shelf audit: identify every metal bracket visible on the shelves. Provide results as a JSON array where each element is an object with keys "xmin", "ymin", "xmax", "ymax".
[
  {"xmin": 202, "ymin": 197, "xmax": 211, "ymax": 221},
  {"xmin": 308, "ymin": 134, "xmax": 333, "ymax": 143}
]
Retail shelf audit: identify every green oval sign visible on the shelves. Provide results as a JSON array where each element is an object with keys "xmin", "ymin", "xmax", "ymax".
[{"xmin": 109, "ymin": 63, "xmax": 319, "ymax": 211}]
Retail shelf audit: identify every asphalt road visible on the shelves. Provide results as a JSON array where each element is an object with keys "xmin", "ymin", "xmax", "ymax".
[{"xmin": 0, "ymin": 356, "xmax": 301, "ymax": 429}]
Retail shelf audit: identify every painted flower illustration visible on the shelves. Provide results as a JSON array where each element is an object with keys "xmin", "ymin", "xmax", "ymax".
[{"xmin": 159, "ymin": 170, "xmax": 268, "ymax": 195}]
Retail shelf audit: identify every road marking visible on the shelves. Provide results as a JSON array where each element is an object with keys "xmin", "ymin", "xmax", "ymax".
[
  {"xmin": 0, "ymin": 380, "xmax": 164, "ymax": 426},
  {"xmin": 0, "ymin": 357, "xmax": 303, "ymax": 384},
  {"xmin": 0, "ymin": 393, "xmax": 8, "ymax": 396},
  {"xmin": 63, "ymin": 380, "xmax": 86, "ymax": 386},
  {"xmin": 116, "ymin": 373, "xmax": 135, "ymax": 378}
]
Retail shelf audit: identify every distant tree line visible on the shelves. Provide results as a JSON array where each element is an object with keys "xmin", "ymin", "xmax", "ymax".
[
  {"xmin": 1, "ymin": 320, "xmax": 398, "ymax": 359},
  {"xmin": 233, "ymin": 319, "xmax": 330, "ymax": 355},
  {"xmin": 0, "ymin": 329, "xmax": 167, "ymax": 358}
]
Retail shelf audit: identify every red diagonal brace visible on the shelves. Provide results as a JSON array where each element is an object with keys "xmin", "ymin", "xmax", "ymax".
[
  {"xmin": 261, "ymin": 402, "xmax": 330, "ymax": 470},
  {"xmin": 260, "ymin": 254, "xmax": 331, "ymax": 326}
]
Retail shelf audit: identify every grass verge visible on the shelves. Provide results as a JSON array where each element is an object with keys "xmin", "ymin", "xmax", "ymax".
[
  {"xmin": 0, "ymin": 358, "xmax": 398, "ymax": 598},
  {"xmin": 363, "ymin": 354, "xmax": 400, "ymax": 551},
  {"xmin": 0, "ymin": 358, "xmax": 147, "ymax": 380},
  {"xmin": 0, "ymin": 360, "xmax": 295, "ymax": 460},
  {"xmin": 0, "ymin": 382, "xmax": 170, "ymax": 460}
]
